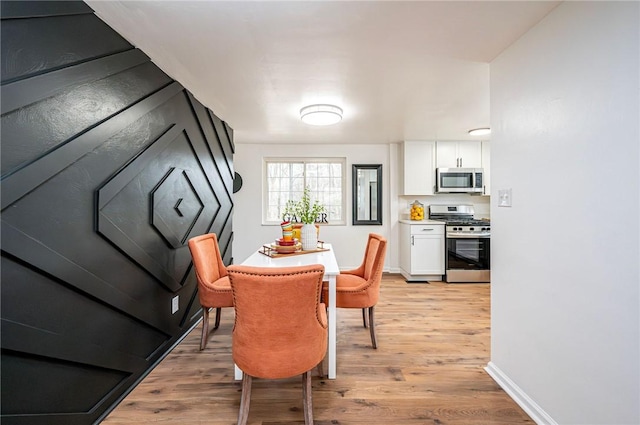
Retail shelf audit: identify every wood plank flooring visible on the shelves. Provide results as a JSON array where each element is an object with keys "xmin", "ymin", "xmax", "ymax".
[{"xmin": 103, "ymin": 275, "xmax": 533, "ymax": 425}]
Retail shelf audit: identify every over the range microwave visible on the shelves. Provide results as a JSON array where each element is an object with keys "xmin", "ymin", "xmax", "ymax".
[{"xmin": 436, "ymin": 168, "xmax": 484, "ymax": 194}]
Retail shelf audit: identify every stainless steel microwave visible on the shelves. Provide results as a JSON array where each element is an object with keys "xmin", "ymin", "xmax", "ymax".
[{"xmin": 436, "ymin": 168, "xmax": 484, "ymax": 194}]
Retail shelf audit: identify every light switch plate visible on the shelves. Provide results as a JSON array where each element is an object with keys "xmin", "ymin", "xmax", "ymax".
[
  {"xmin": 171, "ymin": 295, "xmax": 179, "ymax": 314},
  {"xmin": 498, "ymin": 188, "xmax": 512, "ymax": 207}
]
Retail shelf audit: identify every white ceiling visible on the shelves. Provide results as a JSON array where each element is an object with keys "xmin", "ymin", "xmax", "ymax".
[{"xmin": 86, "ymin": 1, "xmax": 560, "ymax": 145}]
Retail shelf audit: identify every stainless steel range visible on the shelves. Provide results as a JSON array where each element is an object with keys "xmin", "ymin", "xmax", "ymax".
[{"xmin": 429, "ymin": 205, "xmax": 490, "ymax": 283}]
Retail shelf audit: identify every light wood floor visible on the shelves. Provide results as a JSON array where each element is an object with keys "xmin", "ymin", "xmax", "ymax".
[{"xmin": 103, "ymin": 274, "xmax": 533, "ymax": 425}]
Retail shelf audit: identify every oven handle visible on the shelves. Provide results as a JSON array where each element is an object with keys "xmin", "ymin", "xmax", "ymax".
[{"xmin": 447, "ymin": 233, "xmax": 491, "ymax": 239}]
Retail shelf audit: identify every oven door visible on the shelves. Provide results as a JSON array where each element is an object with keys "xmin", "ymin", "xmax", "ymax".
[{"xmin": 445, "ymin": 236, "xmax": 490, "ymax": 282}]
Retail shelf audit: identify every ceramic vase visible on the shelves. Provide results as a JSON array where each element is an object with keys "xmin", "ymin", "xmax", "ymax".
[{"xmin": 301, "ymin": 223, "xmax": 318, "ymax": 251}]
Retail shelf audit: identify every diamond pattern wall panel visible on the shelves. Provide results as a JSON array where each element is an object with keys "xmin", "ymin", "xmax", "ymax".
[{"xmin": 0, "ymin": 2, "xmax": 234, "ymax": 424}]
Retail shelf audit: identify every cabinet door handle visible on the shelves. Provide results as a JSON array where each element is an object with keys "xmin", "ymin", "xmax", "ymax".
[
  {"xmin": 421, "ymin": 228, "xmax": 434, "ymax": 231},
  {"xmin": 411, "ymin": 235, "xmax": 414, "ymax": 245},
  {"xmin": 459, "ymin": 157, "xmax": 463, "ymax": 167}
]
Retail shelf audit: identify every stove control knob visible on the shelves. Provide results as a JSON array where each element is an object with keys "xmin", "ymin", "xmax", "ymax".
[{"xmin": 469, "ymin": 227, "xmax": 475, "ymax": 231}]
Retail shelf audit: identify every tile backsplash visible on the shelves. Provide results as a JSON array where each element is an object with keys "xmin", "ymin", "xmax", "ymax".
[{"xmin": 399, "ymin": 194, "xmax": 490, "ymax": 220}]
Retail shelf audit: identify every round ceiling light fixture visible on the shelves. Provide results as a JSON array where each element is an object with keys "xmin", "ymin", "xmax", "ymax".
[
  {"xmin": 300, "ymin": 104, "xmax": 343, "ymax": 126},
  {"xmin": 468, "ymin": 127, "xmax": 491, "ymax": 136}
]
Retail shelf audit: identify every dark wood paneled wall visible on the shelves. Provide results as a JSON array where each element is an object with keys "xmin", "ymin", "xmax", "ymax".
[{"xmin": 0, "ymin": 2, "xmax": 235, "ymax": 424}]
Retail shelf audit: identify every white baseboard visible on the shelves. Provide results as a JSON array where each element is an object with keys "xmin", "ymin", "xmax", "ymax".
[{"xmin": 485, "ymin": 361, "xmax": 558, "ymax": 425}]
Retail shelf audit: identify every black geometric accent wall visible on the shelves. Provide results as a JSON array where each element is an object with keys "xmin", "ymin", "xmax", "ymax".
[{"xmin": 0, "ymin": 2, "xmax": 235, "ymax": 424}]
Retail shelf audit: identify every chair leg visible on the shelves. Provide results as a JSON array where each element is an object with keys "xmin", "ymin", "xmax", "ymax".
[
  {"xmin": 213, "ymin": 307, "xmax": 222, "ymax": 329},
  {"xmin": 200, "ymin": 307, "xmax": 209, "ymax": 351},
  {"xmin": 302, "ymin": 370, "xmax": 314, "ymax": 425},
  {"xmin": 316, "ymin": 359, "xmax": 324, "ymax": 378},
  {"xmin": 368, "ymin": 306, "xmax": 377, "ymax": 349},
  {"xmin": 237, "ymin": 373, "xmax": 252, "ymax": 425},
  {"xmin": 362, "ymin": 308, "xmax": 368, "ymax": 328}
]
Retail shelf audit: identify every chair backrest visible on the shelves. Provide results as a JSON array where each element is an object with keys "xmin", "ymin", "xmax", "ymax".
[
  {"xmin": 227, "ymin": 264, "xmax": 327, "ymax": 379},
  {"xmin": 362, "ymin": 233, "xmax": 387, "ymax": 282},
  {"xmin": 188, "ymin": 233, "xmax": 228, "ymax": 285}
]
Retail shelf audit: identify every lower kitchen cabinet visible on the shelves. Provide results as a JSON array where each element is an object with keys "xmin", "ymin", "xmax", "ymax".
[{"xmin": 399, "ymin": 222, "xmax": 444, "ymax": 281}]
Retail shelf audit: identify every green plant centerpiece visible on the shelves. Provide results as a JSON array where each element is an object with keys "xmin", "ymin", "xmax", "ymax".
[
  {"xmin": 283, "ymin": 187, "xmax": 326, "ymax": 224},
  {"xmin": 283, "ymin": 187, "xmax": 326, "ymax": 250}
]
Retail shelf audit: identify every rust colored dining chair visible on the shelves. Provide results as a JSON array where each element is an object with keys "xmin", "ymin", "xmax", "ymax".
[
  {"xmin": 227, "ymin": 264, "xmax": 328, "ymax": 425},
  {"xmin": 187, "ymin": 233, "xmax": 234, "ymax": 351},
  {"xmin": 323, "ymin": 233, "xmax": 387, "ymax": 349}
]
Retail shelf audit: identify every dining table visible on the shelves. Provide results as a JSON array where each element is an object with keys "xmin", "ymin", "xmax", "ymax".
[{"xmin": 235, "ymin": 242, "xmax": 340, "ymax": 380}]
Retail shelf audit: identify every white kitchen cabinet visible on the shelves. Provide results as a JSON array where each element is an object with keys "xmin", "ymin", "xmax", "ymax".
[
  {"xmin": 436, "ymin": 141, "xmax": 482, "ymax": 168},
  {"xmin": 481, "ymin": 141, "xmax": 490, "ymax": 196},
  {"xmin": 399, "ymin": 222, "xmax": 444, "ymax": 281},
  {"xmin": 401, "ymin": 141, "xmax": 436, "ymax": 196}
]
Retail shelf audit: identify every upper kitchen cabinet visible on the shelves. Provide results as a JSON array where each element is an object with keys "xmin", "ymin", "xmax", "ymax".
[
  {"xmin": 401, "ymin": 141, "xmax": 436, "ymax": 196},
  {"xmin": 436, "ymin": 141, "xmax": 482, "ymax": 168},
  {"xmin": 481, "ymin": 141, "xmax": 490, "ymax": 196}
]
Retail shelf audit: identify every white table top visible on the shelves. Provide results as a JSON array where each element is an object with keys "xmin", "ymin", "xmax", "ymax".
[
  {"xmin": 237, "ymin": 242, "xmax": 340, "ymax": 380},
  {"xmin": 241, "ymin": 243, "xmax": 339, "ymax": 275}
]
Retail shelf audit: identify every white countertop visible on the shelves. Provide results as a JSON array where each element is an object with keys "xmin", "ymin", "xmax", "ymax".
[{"xmin": 399, "ymin": 219, "xmax": 446, "ymax": 225}]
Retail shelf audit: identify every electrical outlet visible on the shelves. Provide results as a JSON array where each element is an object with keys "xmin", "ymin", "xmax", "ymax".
[
  {"xmin": 171, "ymin": 295, "xmax": 179, "ymax": 314},
  {"xmin": 498, "ymin": 189, "xmax": 512, "ymax": 207}
]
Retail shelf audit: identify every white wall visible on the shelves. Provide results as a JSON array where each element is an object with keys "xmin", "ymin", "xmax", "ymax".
[
  {"xmin": 233, "ymin": 143, "xmax": 392, "ymax": 270},
  {"xmin": 488, "ymin": 2, "xmax": 639, "ymax": 424}
]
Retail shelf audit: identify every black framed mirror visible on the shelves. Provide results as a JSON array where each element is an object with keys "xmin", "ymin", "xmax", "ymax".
[{"xmin": 352, "ymin": 164, "xmax": 382, "ymax": 225}]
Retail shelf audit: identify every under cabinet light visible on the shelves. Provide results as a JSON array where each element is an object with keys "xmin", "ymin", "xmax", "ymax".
[{"xmin": 468, "ymin": 127, "xmax": 491, "ymax": 136}]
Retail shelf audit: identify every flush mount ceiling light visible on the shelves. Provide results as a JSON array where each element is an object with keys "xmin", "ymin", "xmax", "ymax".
[
  {"xmin": 468, "ymin": 127, "xmax": 491, "ymax": 136},
  {"xmin": 300, "ymin": 104, "xmax": 343, "ymax": 126}
]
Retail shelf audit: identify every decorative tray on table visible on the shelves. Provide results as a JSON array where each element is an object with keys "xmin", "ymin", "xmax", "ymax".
[{"xmin": 259, "ymin": 240, "xmax": 328, "ymax": 258}]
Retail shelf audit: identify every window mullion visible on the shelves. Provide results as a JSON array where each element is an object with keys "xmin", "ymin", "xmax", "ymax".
[{"xmin": 264, "ymin": 158, "xmax": 345, "ymax": 225}]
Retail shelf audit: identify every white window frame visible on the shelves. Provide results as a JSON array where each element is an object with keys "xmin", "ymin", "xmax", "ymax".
[{"xmin": 262, "ymin": 157, "xmax": 346, "ymax": 225}]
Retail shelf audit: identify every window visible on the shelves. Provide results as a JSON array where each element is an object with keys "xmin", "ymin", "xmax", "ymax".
[{"xmin": 264, "ymin": 158, "xmax": 345, "ymax": 225}]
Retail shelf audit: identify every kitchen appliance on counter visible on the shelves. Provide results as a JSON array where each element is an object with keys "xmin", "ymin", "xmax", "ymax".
[
  {"xmin": 429, "ymin": 205, "xmax": 490, "ymax": 283},
  {"xmin": 436, "ymin": 168, "xmax": 484, "ymax": 194}
]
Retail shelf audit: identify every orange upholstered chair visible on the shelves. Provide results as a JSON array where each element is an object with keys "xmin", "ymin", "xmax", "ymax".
[
  {"xmin": 323, "ymin": 233, "xmax": 387, "ymax": 349},
  {"xmin": 227, "ymin": 264, "xmax": 327, "ymax": 425},
  {"xmin": 187, "ymin": 233, "xmax": 234, "ymax": 351}
]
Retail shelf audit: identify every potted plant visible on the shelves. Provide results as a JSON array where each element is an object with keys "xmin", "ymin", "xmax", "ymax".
[{"xmin": 283, "ymin": 187, "xmax": 326, "ymax": 250}]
